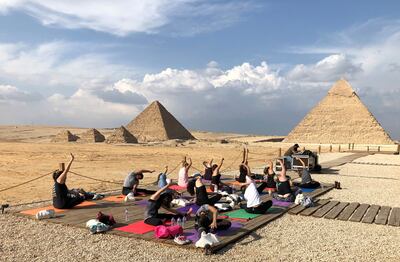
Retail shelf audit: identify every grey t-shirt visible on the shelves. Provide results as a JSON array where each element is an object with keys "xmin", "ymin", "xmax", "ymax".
[
  {"xmin": 123, "ymin": 172, "xmax": 138, "ymax": 188},
  {"xmin": 301, "ymin": 169, "xmax": 312, "ymax": 184},
  {"xmin": 196, "ymin": 204, "xmax": 212, "ymax": 220}
]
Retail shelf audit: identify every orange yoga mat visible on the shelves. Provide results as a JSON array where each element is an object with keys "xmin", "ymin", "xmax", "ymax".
[
  {"xmin": 103, "ymin": 195, "xmax": 125, "ymax": 203},
  {"xmin": 20, "ymin": 201, "xmax": 97, "ymax": 216}
]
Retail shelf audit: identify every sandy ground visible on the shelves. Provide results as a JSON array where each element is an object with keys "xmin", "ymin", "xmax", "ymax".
[{"xmin": 1, "ymin": 126, "xmax": 399, "ymax": 261}]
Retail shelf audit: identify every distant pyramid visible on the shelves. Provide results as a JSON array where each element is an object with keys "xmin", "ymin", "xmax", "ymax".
[
  {"xmin": 105, "ymin": 126, "xmax": 138, "ymax": 144},
  {"xmin": 80, "ymin": 128, "xmax": 105, "ymax": 143},
  {"xmin": 52, "ymin": 130, "xmax": 79, "ymax": 142},
  {"xmin": 284, "ymin": 79, "xmax": 393, "ymax": 145},
  {"xmin": 126, "ymin": 101, "xmax": 195, "ymax": 142}
]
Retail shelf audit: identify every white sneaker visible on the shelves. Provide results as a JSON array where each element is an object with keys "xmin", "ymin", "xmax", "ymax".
[
  {"xmin": 174, "ymin": 235, "xmax": 191, "ymax": 245},
  {"xmin": 92, "ymin": 194, "xmax": 104, "ymax": 200},
  {"xmin": 35, "ymin": 209, "xmax": 55, "ymax": 220},
  {"xmin": 124, "ymin": 193, "xmax": 135, "ymax": 202}
]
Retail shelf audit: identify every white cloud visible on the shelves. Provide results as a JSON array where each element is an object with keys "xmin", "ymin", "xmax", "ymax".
[
  {"xmin": 0, "ymin": 84, "xmax": 42, "ymax": 102},
  {"xmin": 0, "ymin": 0, "xmax": 254, "ymax": 36}
]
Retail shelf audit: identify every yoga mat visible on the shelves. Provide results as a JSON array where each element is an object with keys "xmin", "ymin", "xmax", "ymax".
[
  {"xmin": 300, "ymin": 187, "xmax": 317, "ymax": 193},
  {"xmin": 225, "ymin": 209, "xmax": 261, "ymax": 219},
  {"xmin": 20, "ymin": 201, "xmax": 96, "ymax": 216},
  {"xmin": 177, "ymin": 203, "xmax": 200, "ymax": 214},
  {"xmin": 135, "ymin": 199, "xmax": 149, "ymax": 206},
  {"xmin": 115, "ymin": 220, "xmax": 155, "ymax": 234},
  {"xmin": 217, "ymin": 222, "xmax": 243, "ymax": 236},
  {"xmin": 103, "ymin": 195, "xmax": 125, "ymax": 203},
  {"xmin": 230, "ymin": 217, "xmax": 249, "ymax": 223},
  {"xmin": 169, "ymin": 185, "xmax": 186, "ymax": 191},
  {"xmin": 267, "ymin": 207, "xmax": 285, "ymax": 214},
  {"xmin": 271, "ymin": 199, "xmax": 293, "ymax": 207},
  {"xmin": 184, "ymin": 228, "xmax": 200, "ymax": 242}
]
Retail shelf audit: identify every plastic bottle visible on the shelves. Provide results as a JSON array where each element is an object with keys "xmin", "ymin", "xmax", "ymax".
[
  {"xmin": 171, "ymin": 217, "xmax": 176, "ymax": 226},
  {"xmin": 177, "ymin": 217, "xmax": 182, "ymax": 227},
  {"xmin": 182, "ymin": 216, "xmax": 186, "ymax": 228},
  {"xmin": 124, "ymin": 208, "xmax": 129, "ymax": 222}
]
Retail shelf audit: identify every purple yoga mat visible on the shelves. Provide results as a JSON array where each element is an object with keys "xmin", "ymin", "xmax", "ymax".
[
  {"xmin": 184, "ymin": 228, "xmax": 200, "ymax": 242},
  {"xmin": 272, "ymin": 199, "xmax": 293, "ymax": 207},
  {"xmin": 135, "ymin": 199, "xmax": 149, "ymax": 206},
  {"xmin": 177, "ymin": 203, "xmax": 200, "ymax": 214},
  {"xmin": 183, "ymin": 221, "xmax": 243, "ymax": 242}
]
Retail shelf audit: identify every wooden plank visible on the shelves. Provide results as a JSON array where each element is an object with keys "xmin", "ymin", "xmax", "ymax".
[
  {"xmin": 337, "ymin": 202, "xmax": 359, "ymax": 221},
  {"xmin": 388, "ymin": 207, "xmax": 400, "ymax": 227},
  {"xmin": 312, "ymin": 201, "xmax": 339, "ymax": 218},
  {"xmin": 324, "ymin": 202, "xmax": 349, "ymax": 219},
  {"xmin": 349, "ymin": 204, "xmax": 370, "ymax": 222},
  {"xmin": 375, "ymin": 206, "xmax": 391, "ymax": 225},
  {"xmin": 289, "ymin": 199, "xmax": 321, "ymax": 215},
  {"xmin": 300, "ymin": 199, "xmax": 329, "ymax": 216},
  {"xmin": 361, "ymin": 205, "xmax": 380, "ymax": 224}
]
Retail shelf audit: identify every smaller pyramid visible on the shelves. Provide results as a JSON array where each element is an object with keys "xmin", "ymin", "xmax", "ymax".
[
  {"xmin": 80, "ymin": 128, "xmax": 105, "ymax": 143},
  {"xmin": 106, "ymin": 126, "xmax": 138, "ymax": 144},
  {"xmin": 52, "ymin": 130, "xmax": 79, "ymax": 142},
  {"xmin": 126, "ymin": 101, "xmax": 195, "ymax": 142}
]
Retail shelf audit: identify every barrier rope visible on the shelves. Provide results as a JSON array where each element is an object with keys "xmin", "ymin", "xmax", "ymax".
[
  {"xmin": 221, "ymin": 150, "xmax": 243, "ymax": 173},
  {"xmin": 69, "ymin": 171, "xmax": 123, "ymax": 185},
  {"xmin": 0, "ymin": 171, "xmax": 53, "ymax": 193},
  {"xmin": 167, "ymin": 161, "xmax": 181, "ymax": 175}
]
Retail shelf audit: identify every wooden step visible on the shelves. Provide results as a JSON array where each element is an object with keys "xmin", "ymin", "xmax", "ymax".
[
  {"xmin": 374, "ymin": 206, "xmax": 391, "ymax": 225},
  {"xmin": 312, "ymin": 201, "xmax": 340, "ymax": 218},
  {"xmin": 324, "ymin": 202, "xmax": 349, "ymax": 219},
  {"xmin": 337, "ymin": 202, "xmax": 359, "ymax": 221},
  {"xmin": 349, "ymin": 204, "xmax": 370, "ymax": 222},
  {"xmin": 362, "ymin": 205, "xmax": 380, "ymax": 224},
  {"xmin": 388, "ymin": 207, "xmax": 400, "ymax": 227},
  {"xmin": 300, "ymin": 199, "xmax": 329, "ymax": 216}
]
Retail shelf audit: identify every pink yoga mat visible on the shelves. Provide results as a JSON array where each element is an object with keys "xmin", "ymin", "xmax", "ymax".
[{"xmin": 115, "ymin": 220, "xmax": 155, "ymax": 234}]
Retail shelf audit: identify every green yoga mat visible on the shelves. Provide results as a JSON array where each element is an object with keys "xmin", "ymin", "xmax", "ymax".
[{"xmin": 225, "ymin": 209, "xmax": 261, "ymax": 219}]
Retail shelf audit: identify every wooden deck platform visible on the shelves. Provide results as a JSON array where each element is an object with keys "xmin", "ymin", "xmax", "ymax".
[
  {"xmin": 289, "ymin": 199, "xmax": 400, "ymax": 227},
  {"xmin": 15, "ymin": 183, "xmax": 334, "ymax": 254}
]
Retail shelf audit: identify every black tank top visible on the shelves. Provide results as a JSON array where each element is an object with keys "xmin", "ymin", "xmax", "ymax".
[
  {"xmin": 277, "ymin": 180, "xmax": 292, "ymax": 195},
  {"xmin": 211, "ymin": 173, "xmax": 221, "ymax": 186},
  {"xmin": 195, "ymin": 185, "xmax": 209, "ymax": 205},
  {"xmin": 203, "ymin": 167, "xmax": 213, "ymax": 180}
]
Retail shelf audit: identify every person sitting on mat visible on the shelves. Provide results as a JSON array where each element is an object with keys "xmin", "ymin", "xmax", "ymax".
[
  {"xmin": 294, "ymin": 158, "xmax": 320, "ymax": 189},
  {"xmin": 264, "ymin": 161, "xmax": 277, "ymax": 195},
  {"xmin": 178, "ymin": 156, "xmax": 192, "ymax": 188},
  {"xmin": 144, "ymin": 180, "xmax": 192, "ymax": 226},
  {"xmin": 187, "ymin": 175, "xmax": 222, "ymax": 206},
  {"xmin": 156, "ymin": 166, "xmax": 169, "ymax": 188},
  {"xmin": 122, "ymin": 168, "xmax": 155, "ymax": 196},
  {"xmin": 52, "ymin": 153, "xmax": 101, "ymax": 209},
  {"xmin": 238, "ymin": 163, "xmax": 273, "ymax": 214},
  {"xmin": 202, "ymin": 158, "xmax": 213, "ymax": 181},
  {"xmin": 195, "ymin": 204, "xmax": 231, "ymax": 235},
  {"xmin": 210, "ymin": 158, "xmax": 231, "ymax": 192},
  {"xmin": 273, "ymin": 159, "xmax": 295, "ymax": 202},
  {"xmin": 236, "ymin": 146, "xmax": 249, "ymax": 183}
]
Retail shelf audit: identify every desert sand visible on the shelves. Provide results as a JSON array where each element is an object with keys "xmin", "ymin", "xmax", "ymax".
[{"xmin": 0, "ymin": 126, "xmax": 399, "ymax": 261}]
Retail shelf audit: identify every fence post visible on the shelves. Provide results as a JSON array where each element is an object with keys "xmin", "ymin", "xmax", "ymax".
[
  {"xmin": 348, "ymin": 143, "xmax": 351, "ymax": 150},
  {"xmin": 397, "ymin": 144, "xmax": 400, "ymax": 154},
  {"xmin": 59, "ymin": 163, "xmax": 65, "ymax": 171},
  {"xmin": 367, "ymin": 146, "xmax": 369, "ymax": 152},
  {"xmin": 378, "ymin": 146, "xmax": 380, "ymax": 152},
  {"xmin": 338, "ymin": 145, "xmax": 341, "ymax": 152},
  {"xmin": 278, "ymin": 148, "xmax": 282, "ymax": 157},
  {"xmin": 352, "ymin": 143, "xmax": 355, "ymax": 150},
  {"xmin": 329, "ymin": 145, "xmax": 333, "ymax": 152},
  {"xmin": 318, "ymin": 145, "xmax": 321, "ymax": 155}
]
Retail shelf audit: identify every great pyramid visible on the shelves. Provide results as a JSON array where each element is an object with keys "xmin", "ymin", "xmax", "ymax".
[
  {"xmin": 284, "ymin": 79, "xmax": 393, "ymax": 145},
  {"xmin": 126, "ymin": 101, "xmax": 195, "ymax": 142},
  {"xmin": 79, "ymin": 128, "xmax": 105, "ymax": 143},
  {"xmin": 52, "ymin": 130, "xmax": 79, "ymax": 142},
  {"xmin": 105, "ymin": 126, "xmax": 138, "ymax": 144}
]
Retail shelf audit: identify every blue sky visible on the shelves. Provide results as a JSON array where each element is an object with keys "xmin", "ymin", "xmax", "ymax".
[{"xmin": 0, "ymin": 0, "xmax": 399, "ymax": 140}]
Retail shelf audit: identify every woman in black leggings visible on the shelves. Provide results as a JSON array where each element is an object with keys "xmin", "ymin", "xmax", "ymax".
[
  {"xmin": 144, "ymin": 181, "xmax": 192, "ymax": 226},
  {"xmin": 187, "ymin": 176, "xmax": 222, "ymax": 206}
]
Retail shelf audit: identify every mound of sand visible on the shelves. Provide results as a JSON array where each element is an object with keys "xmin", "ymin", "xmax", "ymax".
[
  {"xmin": 126, "ymin": 100, "xmax": 195, "ymax": 142},
  {"xmin": 284, "ymin": 79, "xmax": 393, "ymax": 145},
  {"xmin": 51, "ymin": 130, "xmax": 79, "ymax": 142},
  {"xmin": 105, "ymin": 126, "xmax": 138, "ymax": 144},
  {"xmin": 79, "ymin": 128, "xmax": 105, "ymax": 143}
]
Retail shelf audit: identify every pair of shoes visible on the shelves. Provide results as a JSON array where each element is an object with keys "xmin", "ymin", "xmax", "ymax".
[
  {"xmin": 174, "ymin": 235, "xmax": 191, "ymax": 245},
  {"xmin": 334, "ymin": 181, "xmax": 342, "ymax": 189},
  {"xmin": 97, "ymin": 212, "xmax": 116, "ymax": 226},
  {"xmin": 35, "ymin": 209, "xmax": 56, "ymax": 220}
]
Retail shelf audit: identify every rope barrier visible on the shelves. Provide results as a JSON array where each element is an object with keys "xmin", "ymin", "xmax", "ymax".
[
  {"xmin": 0, "ymin": 171, "xmax": 53, "ymax": 193},
  {"xmin": 69, "ymin": 171, "xmax": 123, "ymax": 185},
  {"xmin": 167, "ymin": 161, "xmax": 181, "ymax": 175}
]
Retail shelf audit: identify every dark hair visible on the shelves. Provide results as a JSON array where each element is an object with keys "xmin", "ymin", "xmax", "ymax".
[
  {"xmin": 52, "ymin": 170, "xmax": 63, "ymax": 181},
  {"xmin": 187, "ymin": 178, "xmax": 196, "ymax": 196},
  {"xmin": 263, "ymin": 166, "xmax": 269, "ymax": 175},
  {"xmin": 197, "ymin": 213, "xmax": 211, "ymax": 228},
  {"xmin": 136, "ymin": 173, "xmax": 144, "ymax": 180},
  {"xmin": 211, "ymin": 164, "xmax": 218, "ymax": 171},
  {"xmin": 159, "ymin": 192, "xmax": 173, "ymax": 208},
  {"xmin": 239, "ymin": 165, "xmax": 247, "ymax": 175},
  {"xmin": 294, "ymin": 144, "xmax": 299, "ymax": 148}
]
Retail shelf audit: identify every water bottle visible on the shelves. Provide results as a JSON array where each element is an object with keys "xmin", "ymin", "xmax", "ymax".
[
  {"xmin": 124, "ymin": 208, "xmax": 129, "ymax": 222},
  {"xmin": 177, "ymin": 217, "xmax": 182, "ymax": 227},
  {"xmin": 182, "ymin": 216, "xmax": 186, "ymax": 228},
  {"xmin": 171, "ymin": 217, "xmax": 176, "ymax": 226},
  {"xmin": 213, "ymin": 184, "xmax": 218, "ymax": 193}
]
